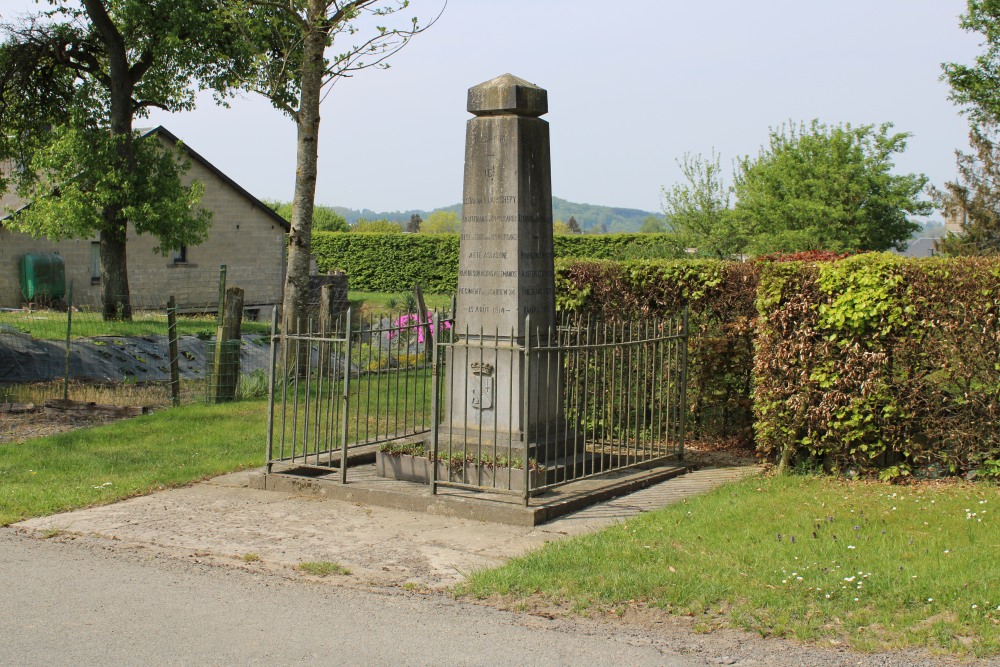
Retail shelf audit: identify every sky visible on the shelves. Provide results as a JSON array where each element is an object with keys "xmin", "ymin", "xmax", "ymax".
[{"xmin": 2, "ymin": 0, "xmax": 985, "ymax": 215}]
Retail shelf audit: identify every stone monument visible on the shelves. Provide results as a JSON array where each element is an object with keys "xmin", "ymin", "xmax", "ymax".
[{"xmin": 445, "ymin": 73, "xmax": 563, "ymax": 454}]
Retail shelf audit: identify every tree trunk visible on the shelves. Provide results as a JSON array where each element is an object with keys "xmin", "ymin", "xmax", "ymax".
[
  {"xmin": 100, "ymin": 225, "xmax": 131, "ymax": 319},
  {"xmin": 282, "ymin": 2, "xmax": 327, "ymax": 335},
  {"xmin": 83, "ymin": 0, "xmax": 135, "ymax": 320}
]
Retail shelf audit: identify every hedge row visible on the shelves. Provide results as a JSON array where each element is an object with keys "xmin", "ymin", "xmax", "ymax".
[
  {"xmin": 310, "ymin": 232, "xmax": 680, "ymax": 292},
  {"xmin": 754, "ymin": 254, "xmax": 1000, "ymax": 478},
  {"xmin": 555, "ymin": 259, "xmax": 760, "ymax": 443}
]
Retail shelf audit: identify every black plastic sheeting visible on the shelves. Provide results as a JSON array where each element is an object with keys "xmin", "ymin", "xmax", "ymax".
[{"xmin": 0, "ymin": 332, "xmax": 270, "ymax": 384}]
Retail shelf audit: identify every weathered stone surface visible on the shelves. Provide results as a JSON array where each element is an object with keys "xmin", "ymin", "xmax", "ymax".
[
  {"xmin": 466, "ymin": 73, "xmax": 547, "ymax": 117},
  {"xmin": 447, "ymin": 74, "xmax": 559, "ymax": 445}
]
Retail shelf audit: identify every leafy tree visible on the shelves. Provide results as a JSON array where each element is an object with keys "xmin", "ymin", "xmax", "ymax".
[
  {"xmin": 733, "ymin": 121, "xmax": 931, "ymax": 255},
  {"xmin": 931, "ymin": 125, "xmax": 1000, "ymax": 254},
  {"xmin": 942, "ymin": 1, "xmax": 1000, "ymax": 125},
  {"xmin": 639, "ymin": 215, "xmax": 666, "ymax": 234},
  {"xmin": 353, "ymin": 218, "xmax": 400, "ymax": 233},
  {"xmin": 420, "ymin": 210, "xmax": 459, "ymax": 234},
  {"xmin": 566, "ymin": 215, "xmax": 582, "ymax": 234},
  {"xmin": 552, "ymin": 220, "xmax": 571, "ymax": 235},
  {"xmin": 230, "ymin": 0, "xmax": 439, "ymax": 331},
  {"xmin": 660, "ymin": 151, "xmax": 738, "ymax": 258},
  {"xmin": 266, "ymin": 199, "xmax": 348, "ymax": 232},
  {"xmin": 936, "ymin": 3, "xmax": 1000, "ymax": 255},
  {"xmin": 406, "ymin": 213, "xmax": 422, "ymax": 233},
  {"xmin": 0, "ymin": 0, "xmax": 246, "ymax": 318}
]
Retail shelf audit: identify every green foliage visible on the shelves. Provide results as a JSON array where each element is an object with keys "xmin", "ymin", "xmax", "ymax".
[
  {"xmin": 556, "ymin": 258, "xmax": 759, "ymax": 443},
  {"xmin": 734, "ymin": 120, "xmax": 931, "ymax": 255},
  {"xmin": 352, "ymin": 218, "xmax": 401, "ymax": 234},
  {"xmin": 419, "ymin": 210, "xmax": 459, "ymax": 234},
  {"xmin": 660, "ymin": 150, "xmax": 739, "ymax": 258},
  {"xmin": 311, "ymin": 232, "xmax": 691, "ymax": 292},
  {"xmin": 754, "ymin": 254, "xmax": 1000, "ymax": 476},
  {"xmin": 942, "ymin": 0, "xmax": 1000, "ymax": 125},
  {"xmin": 931, "ymin": 124, "xmax": 1000, "ymax": 255},
  {"xmin": 638, "ymin": 215, "xmax": 666, "ymax": 233},
  {"xmin": 5, "ymin": 127, "xmax": 211, "ymax": 254},
  {"xmin": 264, "ymin": 200, "xmax": 348, "ymax": 233},
  {"xmin": 312, "ymin": 232, "xmax": 459, "ymax": 293},
  {"xmin": 0, "ymin": 0, "xmax": 255, "ymax": 316}
]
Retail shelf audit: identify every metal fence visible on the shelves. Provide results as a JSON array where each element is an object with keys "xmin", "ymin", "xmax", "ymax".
[
  {"xmin": 266, "ymin": 308, "xmax": 688, "ymax": 502},
  {"xmin": 265, "ymin": 308, "xmax": 448, "ymax": 479},
  {"xmin": 0, "ymin": 285, "xmax": 271, "ymax": 408},
  {"xmin": 431, "ymin": 311, "xmax": 688, "ymax": 500}
]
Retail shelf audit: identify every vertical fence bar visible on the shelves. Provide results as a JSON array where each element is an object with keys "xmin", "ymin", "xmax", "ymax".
[
  {"xmin": 679, "ymin": 307, "xmax": 689, "ymax": 461},
  {"xmin": 522, "ymin": 315, "xmax": 532, "ymax": 505},
  {"xmin": 266, "ymin": 307, "xmax": 279, "ymax": 473},
  {"xmin": 63, "ymin": 281, "xmax": 73, "ymax": 401},
  {"xmin": 340, "ymin": 308, "xmax": 353, "ymax": 483},
  {"xmin": 430, "ymin": 313, "xmax": 441, "ymax": 495}
]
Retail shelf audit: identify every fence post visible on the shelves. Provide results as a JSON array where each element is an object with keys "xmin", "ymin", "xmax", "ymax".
[
  {"xmin": 339, "ymin": 308, "xmax": 353, "ymax": 484},
  {"xmin": 522, "ymin": 314, "xmax": 532, "ymax": 506},
  {"xmin": 63, "ymin": 280, "xmax": 73, "ymax": 401},
  {"xmin": 678, "ymin": 306, "xmax": 689, "ymax": 461},
  {"xmin": 430, "ymin": 312, "xmax": 440, "ymax": 495},
  {"xmin": 211, "ymin": 286, "xmax": 244, "ymax": 403},
  {"xmin": 167, "ymin": 295, "xmax": 180, "ymax": 407},
  {"xmin": 266, "ymin": 306, "xmax": 279, "ymax": 474},
  {"xmin": 216, "ymin": 264, "xmax": 227, "ymax": 328}
]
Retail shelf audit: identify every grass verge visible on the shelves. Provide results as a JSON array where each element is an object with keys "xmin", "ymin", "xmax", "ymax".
[
  {"xmin": 0, "ymin": 400, "xmax": 268, "ymax": 526},
  {"xmin": 459, "ymin": 474, "xmax": 1000, "ymax": 657}
]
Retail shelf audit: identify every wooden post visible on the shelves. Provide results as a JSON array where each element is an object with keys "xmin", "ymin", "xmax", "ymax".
[
  {"xmin": 318, "ymin": 283, "xmax": 343, "ymax": 335},
  {"xmin": 63, "ymin": 280, "xmax": 73, "ymax": 401},
  {"xmin": 167, "ymin": 296, "xmax": 181, "ymax": 407},
  {"xmin": 211, "ymin": 286, "xmax": 244, "ymax": 402}
]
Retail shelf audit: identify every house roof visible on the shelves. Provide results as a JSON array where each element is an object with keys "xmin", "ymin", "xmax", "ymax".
[
  {"xmin": 2, "ymin": 126, "xmax": 291, "ymax": 232},
  {"xmin": 141, "ymin": 126, "xmax": 290, "ymax": 231}
]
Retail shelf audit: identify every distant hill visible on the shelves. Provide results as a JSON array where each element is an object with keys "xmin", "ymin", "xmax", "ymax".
[{"xmin": 327, "ymin": 197, "xmax": 659, "ymax": 233}]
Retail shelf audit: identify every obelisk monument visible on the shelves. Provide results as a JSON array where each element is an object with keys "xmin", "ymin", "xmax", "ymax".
[{"xmin": 446, "ymin": 73, "xmax": 561, "ymax": 451}]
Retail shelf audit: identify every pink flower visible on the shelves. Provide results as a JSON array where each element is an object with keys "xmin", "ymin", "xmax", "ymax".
[{"xmin": 388, "ymin": 312, "xmax": 451, "ymax": 343}]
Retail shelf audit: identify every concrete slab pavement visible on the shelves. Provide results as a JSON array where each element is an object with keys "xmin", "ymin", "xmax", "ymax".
[{"xmin": 14, "ymin": 465, "xmax": 757, "ymax": 590}]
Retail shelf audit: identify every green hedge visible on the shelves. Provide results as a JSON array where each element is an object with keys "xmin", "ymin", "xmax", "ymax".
[
  {"xmin": 555, "ymin": 258, "xmax": 760, "ymax": 443},
  {"xmin": 311, "ymin": 232, "xmax": 680, "ymax": 292},
  {"xmin": 754, "ymin": 254, "xmax": 1000, "ymax": 478}
]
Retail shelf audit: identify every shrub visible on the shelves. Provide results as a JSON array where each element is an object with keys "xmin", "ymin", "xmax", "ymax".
[{"xmin": 754, "ymin": 253, "xmax": 1000, "ymax": 478}]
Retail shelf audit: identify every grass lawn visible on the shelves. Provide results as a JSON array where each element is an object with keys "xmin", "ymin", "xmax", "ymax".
[
  {"xmin": 348, "ymin": 290, "xmax": 452, "ymax": 316},
  {"xmin": 0, "ymin": 400, "xmax": 268, "ymax": 526},
  {"xmin": 460, "ymin": 473, "xmax": 1000, "ymax": 657}
]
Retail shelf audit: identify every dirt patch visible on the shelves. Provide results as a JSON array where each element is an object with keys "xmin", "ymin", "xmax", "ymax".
[{"xmin": 0, "ymin": 407, "xmax": 135, "ymax": 445}]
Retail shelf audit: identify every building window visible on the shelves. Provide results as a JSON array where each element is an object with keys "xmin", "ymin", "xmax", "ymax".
[
  {"xmin": 173, "ymin": 245, "xmax": 187, "ymax": 264},
  {"xmin": 90, "ymin": 242, "xmax": 101, "ymax": 284}
]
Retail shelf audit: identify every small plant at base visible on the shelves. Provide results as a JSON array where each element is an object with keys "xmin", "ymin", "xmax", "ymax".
[
  {"xmin": 297, "ymin": 561, "xmax": 350, "ymax": 577},
  {"xmin": 241, "ymin": 553, "xmax": 261, "ymax": 563}
]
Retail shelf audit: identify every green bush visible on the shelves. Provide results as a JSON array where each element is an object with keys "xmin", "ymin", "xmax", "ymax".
[
  {"xmin": 555, "ymin": 258, "xmax": 759, "ymax": 444},
  {"xmin": 754, "ymin": 253, "xmax": 1000, "ymax": 478},
  {"xmin": 311, "ymin": 232, "xmax": 683, "ymax": 293}
]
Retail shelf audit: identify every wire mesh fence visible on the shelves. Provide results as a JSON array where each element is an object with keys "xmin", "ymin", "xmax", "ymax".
[{"xmin": 0, "ymin": 282, "xmax": 273, "ymax": 408}]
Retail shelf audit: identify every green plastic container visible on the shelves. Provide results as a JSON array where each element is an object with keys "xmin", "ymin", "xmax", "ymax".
[{"xmin": 19, "ymin": 253, "xmax": 66, "ymax": 301}]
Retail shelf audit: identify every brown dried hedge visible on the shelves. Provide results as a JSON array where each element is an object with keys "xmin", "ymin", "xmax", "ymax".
[{"xmin": 754, "ymin": 254, "xmax": 1000, "ymax": 478}]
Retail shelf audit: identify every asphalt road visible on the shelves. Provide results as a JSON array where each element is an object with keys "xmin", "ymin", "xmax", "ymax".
[{"xmin": 0, "ymin": 530, "xmax": 705, "ymax": 667}]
